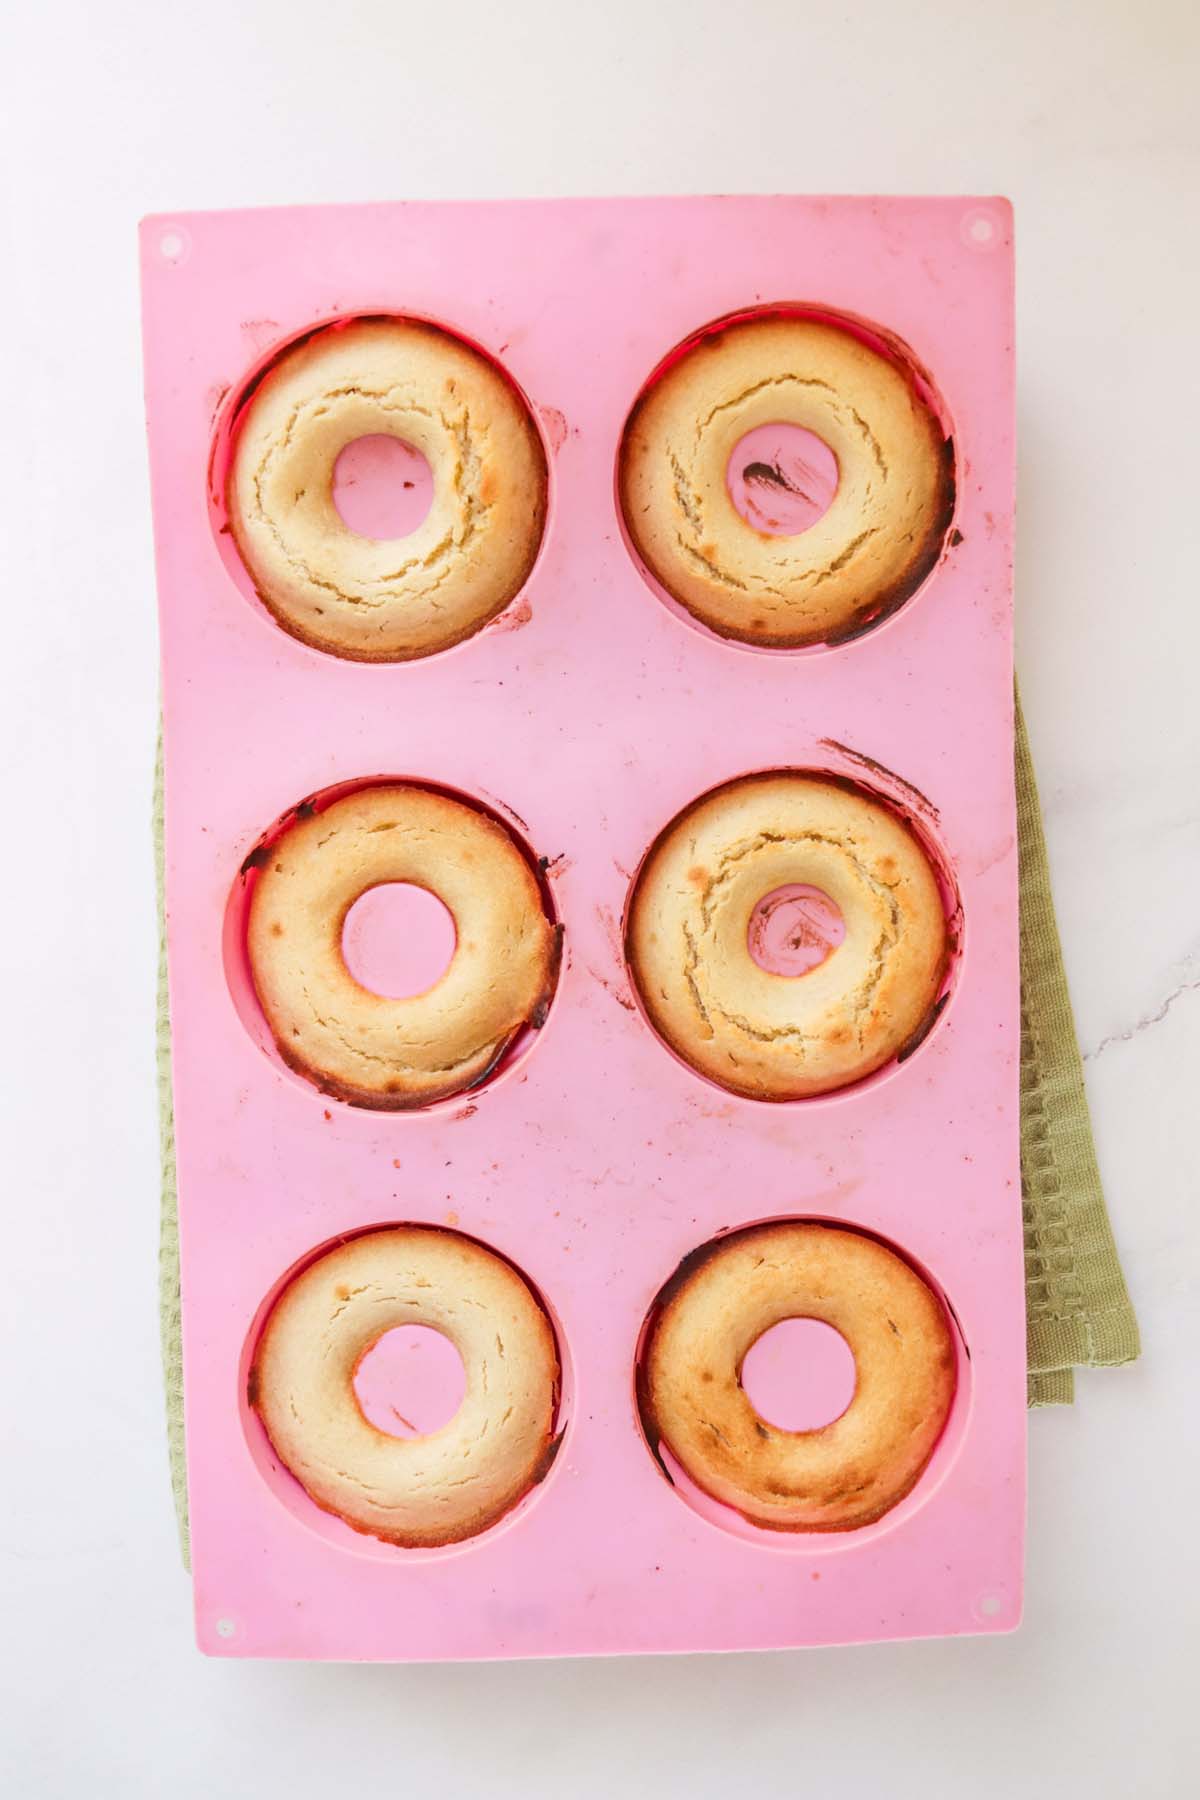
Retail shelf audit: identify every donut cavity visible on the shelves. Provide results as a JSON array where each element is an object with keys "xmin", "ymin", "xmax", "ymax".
[
  {"xmin": 747, "ymin": 883, "xmax": 846, "ymax": 977},
  {"xmin": 740, "ymin": 1318, "xmax": 857, "ymax": 1431},
  {"xmin": 341, "ymin": 882, "xmax": 457, "ymax": 1000},
  {"xmin": 332, "ymin": 434, "xmax": 434, "ymax": 539},
  {"xmin": 726, "ymin": 424, "xmax": 839, "ymax": 536},
  {"xmin": 353, "ymin": 1325, "xmax": 468, "ymax": 1437}
]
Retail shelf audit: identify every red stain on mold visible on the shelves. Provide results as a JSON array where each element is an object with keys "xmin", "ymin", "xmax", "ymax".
[
  {"xmin": 488, "ymin": 598, "xmax": 534, "ymax": 634},
  {"xmin": 972, "ymin": 833, "xmax": 1015, "ymax": 878},
  {"xmin": 586, "ymin": 964, "xmax": 637, "ymax": 1014},
  {"xmin": 690, "ymin": 1098, "xmax": 737, "ymax": 1121},
  {"xmin": 586, "ymin": 902, "xmax": 638, "ymax": 1012},
  {"xmin": 240, "ymin": 318, "xmax": 282, "ymax": 353},
  {"xmin": 477, "ymin": 790, "xmax": 530, "ymax": 830},
  {"xmin": 595, "ymin": 903, "xmax": 625, "ymax": 965},
  {"xmin": 452, "ymin": 1104, "xmax": 479, "ymax": 1122},
  {"xmin": 539, "ymin": 406, "xmax": 568, "ymax": 452},
  {"xmin": 818, "ymin": 740, "xmax": 941, "ymax": 822}
]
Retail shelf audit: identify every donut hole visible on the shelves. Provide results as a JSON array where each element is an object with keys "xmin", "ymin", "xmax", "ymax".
[
  {"xmin": 739, "ymin": 1318, "xmax": 857, "ymax": 1432},
  {"xmin": 331, "ymin": 434, "xmax": 434, "ymax": 540},
  {"xmin": 747, "ymin": 883, "xmax": 846, "ymax": 977},
  {"xmin": 726, "ymin": 425, "xmax": 839, "ymax": 537},
  {"xmin": 352, "ymin": 1325, "xmax": 467, "ymax": 1437},
  {"xmin": 341, "ymin": 882, "xmax": 457, "ymax": 999}
]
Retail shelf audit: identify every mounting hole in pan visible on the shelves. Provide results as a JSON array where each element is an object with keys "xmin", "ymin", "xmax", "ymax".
[{"xmin": 962, "ymin": 211, "xmax": 1000, "ymax": 250}]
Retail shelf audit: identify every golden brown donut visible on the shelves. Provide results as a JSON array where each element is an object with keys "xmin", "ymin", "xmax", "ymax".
[
  {"xmin": 619, "ymin": 314, "xmax": 954, "ymax": 646},
  {"xmin": 251, "ymin": 1227, "xmax": 560, "ymax": 1547},
  {"xmin": 247, "ymin": 784, "xmax": 559, "ymax": 1109},
  {"xmin": 626, "ymin": 773, "xmax": 948, "ymax": 1100},
  {"xmin": 227, "ymin": 318, "xmax": 547, "ymax": 660},
  {"xmin": 639, "ymin": 1222, "xmax": 957, "ymax": 1531}
]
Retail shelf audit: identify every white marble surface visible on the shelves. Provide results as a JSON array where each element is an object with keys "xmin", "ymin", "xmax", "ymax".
[{"xmin": 1, "ymin": 2, "xmax": 1196, "ymax": 1793}]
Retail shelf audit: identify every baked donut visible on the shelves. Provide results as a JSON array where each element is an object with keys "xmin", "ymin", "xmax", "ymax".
[
  {"xmin": 247, "ymin": 784, "xmax": 559, "ymax": 1109},
  {"xmin": 639, "ymin": 1222, "xmax": 956, "ymax": 1531},
  {"xmin": 626, "ymin": 773, "xmax": 947, "ymax": 1099},
  {"xmin": 227, "ymin": 318, "xmax": 547, "ymax": 660},
  {"xmin": 619, "ymin": 314, "xmax": 954, "ymax": 646},
  {"xmin": 251, "ymin": 1227, "xmax": 560, "ymax": 1546}
]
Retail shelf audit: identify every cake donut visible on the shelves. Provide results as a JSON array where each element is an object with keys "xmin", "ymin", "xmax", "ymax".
[
  {"xmin": 639, "ymin": 1222, "xmax": 957, "ymax": 1532},
  {"xmin": 626, "ymin": 773, "xmax": 948, "ymax": 1100},
  {"xmin": 247, "ymin": 784, "xmax": 560, "ymax": 1109},
  {"xmin": 251, "ymin": 1227, "xmax": 561, "ymax": 1546},
  {"xmin": 227, "ymin": 318, "xmax": 547, "ymax": 660},
  {"xmin": 619, "ymin": 314, "xmax": 954, "ymax": 646}
]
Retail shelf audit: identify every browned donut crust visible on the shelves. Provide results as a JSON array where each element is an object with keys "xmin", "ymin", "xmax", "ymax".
[
  {"xmin": 619, "ymin": 314, "xmax": 954, "ymax": 646},
  {"xmin": 252, "ymin": 1227, "xmax": 560, "ymax": 1546},
  {"xmin": 227, "ymin": 318, "xmax": 547, "ymax": 661},
  {"xmin": 640, "ymin": 1222, "xmax": 957, "ymax": 1531},
  {"xmin": 626, "ymin": 773, "xmax": 948, "ymax": 1100},
  {"xmin": 247, "ymin": 785, "xmax": 559, "ymax": 1109}
]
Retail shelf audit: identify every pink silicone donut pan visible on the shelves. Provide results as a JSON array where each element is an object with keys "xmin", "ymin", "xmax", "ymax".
[{"xmin": 139, "ymin": 195, "xmax": 1021, "ymax": 1661}]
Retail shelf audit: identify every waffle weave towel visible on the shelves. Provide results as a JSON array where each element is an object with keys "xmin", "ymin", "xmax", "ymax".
[{"xmin": 1015, "ymin": 692, "xmax": 1140, "ymax": 1405}]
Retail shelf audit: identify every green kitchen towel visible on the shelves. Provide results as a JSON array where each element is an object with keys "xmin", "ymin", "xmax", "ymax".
[
  {"xmin": 155, "ymin": 737, "xmax": 189, "ymax": 1565},
  {"xmin": 154, "ymin": 694, "xmax": 1140, "ymax": 1560},
  {"xmin": 1016, "ymin": 692, "xmax": 1140, "ymax": 1405}
]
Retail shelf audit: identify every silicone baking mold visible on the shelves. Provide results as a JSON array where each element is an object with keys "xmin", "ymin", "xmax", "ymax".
[{"xmin": 140, "ymin": 194, "xmax": 1020, "ymax": 1660}]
